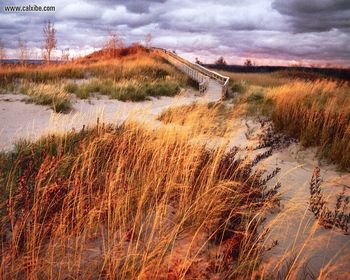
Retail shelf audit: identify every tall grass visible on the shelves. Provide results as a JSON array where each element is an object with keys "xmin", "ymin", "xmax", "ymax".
[
  {"xmin": 223, "ymin": 69, "xmax": 350, "ymax": 169},
  {"xmin": 0, "ymin": 122, "xmax": 278, "ymax": 279},
  {"xmin": 22, "ymin": 83, "xmax": 71, "ymax": 113},
  {"xmin": 158, "ymin": 102, "xmax": 239, "ymax": 137},
  {"xmin": 218, "ymin": 71, "xmax": 291, "ymax": 88},
  {"xmin": 0, "ymin": 51, "xmax": 193, "ymax": 103},
  {"xmin": 218, "ymin": 70, "xmax": 329, "ymax": 89},
  {"xmin": 267, "ymin": 80, "xmax": 350, "ymax": 169},
  {"xmin": 0, "ymin": 54, "xmax": 189, "ymax": 88},
  {"xmin": 65, "ymin": 79, "xmax": 181, "ymax": 101}
]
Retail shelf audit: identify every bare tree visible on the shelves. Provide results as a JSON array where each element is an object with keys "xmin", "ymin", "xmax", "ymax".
[
  {"xmin": 17, "ymin": 38, "xmax": 29, "ymax": 64},
  {"xmin": 144, "ymin": 33, "xmax": 152, "ymax": 48},
  {"xmin": 104, "ymin": 31, "xmax": 124, "ymax": 58},
  {"xmin": 0, "ymin": 40, "xmax": 6, "ymax": 62},
  {"xmin": 61, "ymin": 48, "xmax": 70, "ymax": 62},
  {"xmin": 215, "ymin": 56, "xmax": 227, "ymax": 65},
  {"xmin": 195, "ymin": 57, "xmax": 202, "ymax": 65},
  {"xmin": 244, "ymin": 59, "xmax": 253, "ymax": 67},
  {"xmin": 43, "ymin": 20, "xmax": 57, "ymax": 64}
]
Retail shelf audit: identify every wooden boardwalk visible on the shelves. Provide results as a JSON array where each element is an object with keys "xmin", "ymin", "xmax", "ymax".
[{"xmin": 152, "ymin": 48, "xmax": 230, "ymax": 100}]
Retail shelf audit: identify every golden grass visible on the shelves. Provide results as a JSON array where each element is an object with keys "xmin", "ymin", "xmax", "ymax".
[
  {"xmin": 267, "ymin": 80, "xmax": 350, "ymax": 169},
  {"xmin": 156, "ymin": 99, "xmax": 350, "ymax": 279},
  {"xmin": 158, "ymin": 102, "xmax": 241, "ymax": 137},
  {"xmin": 1, "ymin": 47, "xmax": 348, "ymax": 278},
  {"xmin": 218, "ymin": 68, "xmax": 350, "ymax": 169},
  {"xmin": 0, "ymin": 121, "xmax": 277, "ymax": 279},
  {"xmin": 0, "ymin": 51, "xmax": 193, "ymax": 106},
  {"xmin": 22, "ymin": 83, "xmax": 71, "ymax": 112},
  {"xmin": 218, "ymin": 71, "xmax": 291, "ymax": 88},
  {"xmin": 0, "ymin": 53, "xmax": 187, "ymax": 86}
]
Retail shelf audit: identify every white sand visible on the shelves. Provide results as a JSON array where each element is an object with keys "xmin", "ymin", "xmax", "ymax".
[
  {"xmin": 221, "ymin": 119, "xmax": 350, "ymax": 278},
  {"xmin": 0, "ymin": 83, "xmax": 220, "ymax": 150}
]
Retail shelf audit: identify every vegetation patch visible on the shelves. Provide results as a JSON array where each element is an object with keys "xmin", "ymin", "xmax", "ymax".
[
  {"xmin": 223, "ymin": 70, "xmax": 350, "ymax": 169},
  {"xmin": 230, "ymin": 80, "xmax": 248, "ymax": 93},
  {"xmin": 310, "ymin": 167, "xmax": 350, "ymax": 233},
  {"xmin": 66, "ymin": 79, "xmax": 182, "ymax": 101},
  {"xmin": 22, "ymin": 83, "xmax": 72, "ymax": 113},
  {"xmin": 0, "ymin": 122, "xmax": 279, "ymax": 279},
  {"xmin": 267, "ymin": 80, "xmax": 350, "ymax": 169},
  {"xmin": 1, "ymin": 50, "xmax": 196, "ymax": 104},
  {"xmin": 219, "ymin": 71, "xmax": 291, "ymax": 88},
  {"xmin": 158, "ymin": 102, "xmax": 238, "ymax": 137}
]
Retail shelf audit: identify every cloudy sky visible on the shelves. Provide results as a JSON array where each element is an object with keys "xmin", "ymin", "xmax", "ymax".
[{"xmin": 1, "ymin": 0, "xmax": 349, "ymax": 66}]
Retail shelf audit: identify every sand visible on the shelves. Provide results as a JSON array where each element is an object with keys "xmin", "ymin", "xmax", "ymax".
[
  {"xmin": 221, "ymin": 118, "xmax": 350, "ymax": 278},
  {"xmin": 0, "ymin": 83, "xmax": 220, "ymax": 151}
]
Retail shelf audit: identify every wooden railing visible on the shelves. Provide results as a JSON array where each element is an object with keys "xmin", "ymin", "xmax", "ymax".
[{"xmin": 152, "ymin": 47, "xmax": 230, "ymax": 98}]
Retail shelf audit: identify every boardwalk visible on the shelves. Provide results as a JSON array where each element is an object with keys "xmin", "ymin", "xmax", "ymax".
[{"xmin": 152, "ymin": 48, "xmax": 229, "ymax": 101}]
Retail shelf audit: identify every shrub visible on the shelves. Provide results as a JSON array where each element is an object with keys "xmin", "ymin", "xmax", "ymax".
[
  {"xmin": 64, "ymin": 82, "xmax": 78, "ymax": 93},
  {"xmin": 247, "ymin": 91, "xmax": 264, "ymax": 103},
  {"xmin": 231, "ymin": 81, "xmax": 247, "ymax": 93}
]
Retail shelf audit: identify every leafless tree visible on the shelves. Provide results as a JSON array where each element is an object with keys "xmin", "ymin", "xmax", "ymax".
[
  {"xmin": 215, "ymin": 56, "xmax": 227, "ymax": 65},
  {"xmin": 244, "ymin": 59, "xmax": 253, "ymax": 67},
  {"xmin": 104, "ymin": 31, "xmax": 124, "ymax": 57},
  {"xmin": 43, "ymin": 20, "xmax": 57, "ymax": 63},
  {"xmin": 144, "ymin": 33, "xmax": 152, "ymax": 48},
  {"xmin": 0, "ymin": 40, "xmax": 6, "ymax": 61},
  {"xmin": 61, "ymin": 48, "xmax": 70, "ymax": 62},
  {"xmin": 195, "ymin": 57, "xmax": 203, "ymax": 65},
  {"xmin": 17, "ymin": 38, "xmax": 29, "ymax": 64}
]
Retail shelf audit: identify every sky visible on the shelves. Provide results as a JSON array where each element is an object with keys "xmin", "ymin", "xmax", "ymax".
[{"xmin": 0, "ymin": 0, "xmax": 349, "ymax": 66}]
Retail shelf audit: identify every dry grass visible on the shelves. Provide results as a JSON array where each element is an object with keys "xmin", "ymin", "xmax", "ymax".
[
  {"xmin": 218, "ymin": 70, "xmax": 330, "ymax": 89},
  {"xmin": 218, "ymin": 71, "xmax": 291, "ymax": 88},
  {"xmin": 21, "ymin": 83, "xmax": 71, "ymax": 112},
  {"xmin": 157, "ymin": 100, "xmax": 350, "ymax": 279},
  {"xmin": 0, "ymin": 50, "xmax": 194, "ymax": 105},
  {"xmin": 0, "ymin": 52, "xmax": 181, "ymax": 85},
  {"xmin": 0, "ymin": 121, "xmax": 278, "ymax": 279},
  {"xmin": 65, "ymin": 78, "xmax": 182, "ymax": 101},
  {"xmin": 158, "ymin": 102, "xmax": 241, "ymax": 137},
  {"xmin": 220, "ymin": 69, "xmax": 350, "ymax": 169},
  {"xmin": 1, "ymin": 46, "xmax": 348, "ymax": 278},
  {"xmin": 267, "ymin": 80, "xmax": 350, "ymax": 169}
]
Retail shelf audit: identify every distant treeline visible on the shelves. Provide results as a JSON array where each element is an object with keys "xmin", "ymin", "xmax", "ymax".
[
  {"xmin": 0, "ymin": 59, "xmax": 62, "ymax": 65},
  {"xmin": 205, "ymin": 64, "xmax": 350, "ymax": 81}
]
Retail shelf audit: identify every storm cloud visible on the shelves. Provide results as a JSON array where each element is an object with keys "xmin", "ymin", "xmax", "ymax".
[
  {"xmin": 272, "ymin": 0, "xmax": 350, "ymax": 33},
  {"xmin": 0, "ymin": 0, "xmax": 349, "ymax": 66}
]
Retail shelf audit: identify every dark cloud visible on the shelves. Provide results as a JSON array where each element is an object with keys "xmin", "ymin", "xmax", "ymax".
[
  {"xmin": 272, "ymin": 0, "xmax": 350, "ymax": 32},
  {"xmin": 0, "ymin": 0, "xmax": 349, "ymax": 65}
]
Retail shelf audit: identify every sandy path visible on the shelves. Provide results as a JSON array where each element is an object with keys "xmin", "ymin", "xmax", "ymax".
[
  {"xmin": 221, "ymin": 119, "xmax": 350, "ymax": 278},
  {"xmin": 0, "ymin": 83, "xmax": 222, "ymax": 150},
  {"xmin": 261, "ymin": 146, "xmax": 350, "ymax": 279}
]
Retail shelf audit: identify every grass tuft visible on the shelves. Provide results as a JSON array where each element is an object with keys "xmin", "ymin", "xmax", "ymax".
[{"xmin": 23, "ymin": 83, "xmax": 72, "ymax": 113}]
